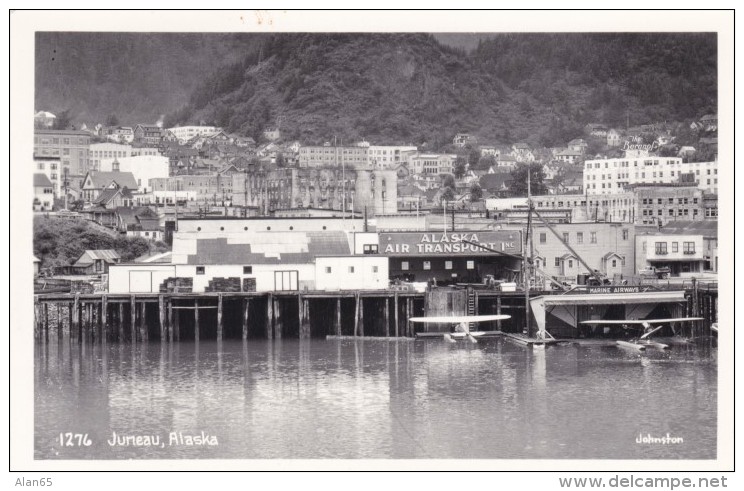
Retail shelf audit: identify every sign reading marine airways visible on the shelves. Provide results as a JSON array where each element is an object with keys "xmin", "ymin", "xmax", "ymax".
[{"xmin": 378, "ymin": 231, "xmax": 522, "ymax": 256}]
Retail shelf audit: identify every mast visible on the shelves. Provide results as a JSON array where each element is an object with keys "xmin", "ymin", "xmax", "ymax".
[{"xmin": 525, "ymin": 165, "xmax": 533, "ymax": 337}]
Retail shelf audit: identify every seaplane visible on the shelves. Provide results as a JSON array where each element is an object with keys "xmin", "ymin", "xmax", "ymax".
[
  {"xmin": 580, "ymin": 317, "xmax": 704, "ymax": 351},
  {"xmin": 409, "ymin": 314, "xmax": 511, "ymax": 344}
]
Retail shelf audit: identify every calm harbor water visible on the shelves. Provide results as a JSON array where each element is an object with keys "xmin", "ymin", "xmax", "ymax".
[{"xmin": 35, "ymin": 335, "xmax": 717, "ymax": 460}]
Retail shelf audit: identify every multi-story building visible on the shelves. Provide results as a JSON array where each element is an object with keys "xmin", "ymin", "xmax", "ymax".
[
  {"xmin": 166, "ymin": 125, "xmax": 222, "ymax": 144},
  {"xmin": 33, "ymin": 155, "xmax": 63, "ymax": 197},
  {"xmin": 89, "ymin": 143, "xmax": 132, "ymax": 171},
  {"xmin": 133, "ymin": 124, "xmax": 163, "ymax": 145},
  {"xmin": 367, "ymin": 145, "xmax": 418, "ymax": 168},
  {"xmin": 486, "ymin": 192, "xmax": 638, "ymax": 224},
  {"xmin": 635, "ymin": 220, "xmax": 717, "ymax": 276},
  {"xmin": 583, "ymin": 156, "xmax": 718, "ymax": 195},
  {"xmin": 34, "ymin": 129, "xmax": 91, "ymax": 176},
  {"xmin": 130, "ymin": 144, "xmax": 161, "ymax": 158},
  {"xmin": 230, "ymin": 168, "xmax": 397, "ymax": 216},
  {"xmin": 632, "ymin": 185, "xmax": 708, "ymax": 226},
  {"xmin": 407, "ymin": 153, "xmax": 455, "ymax": 176},
  {"xmin": 523, "ymin": 222, "xmax": 636, "ymax": 282},
  {"xmin": 298, "ymin": 145, "xmax": 369, "ymax": 169}
]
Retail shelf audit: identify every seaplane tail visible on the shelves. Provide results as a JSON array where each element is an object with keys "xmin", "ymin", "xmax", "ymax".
[{"xmin": 580, "ymin": 317, "xmax": 704, "ymax": 351}]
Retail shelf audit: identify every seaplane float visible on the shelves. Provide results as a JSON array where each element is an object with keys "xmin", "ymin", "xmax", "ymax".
[
  {"xmin": 580, "ymin": 317, "xmax": 704, "ymax": 351},
  {"xmin": 408, "ymin": 314, "xmax": 511, "ymax": 344}
]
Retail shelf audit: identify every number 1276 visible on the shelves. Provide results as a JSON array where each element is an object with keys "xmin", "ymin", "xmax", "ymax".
[{"xmin": 59, "ymin": 433, "xmax": 91, "ymax": 446}]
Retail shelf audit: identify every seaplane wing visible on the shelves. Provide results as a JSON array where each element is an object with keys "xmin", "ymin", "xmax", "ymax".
[
  {"xmin": 580, "ymin": 317, "xmax": 703, "ymax": 325},
  {"xmin": 409, "ymin": 314, "xmax": 511, "ymax": 323}
]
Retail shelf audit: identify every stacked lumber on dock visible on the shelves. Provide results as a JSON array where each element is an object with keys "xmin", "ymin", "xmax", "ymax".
[
  {"xmin": 159, "ymin": 277, "xmax": 193, "ymax": 293},
  {"xmin": 205, "ymin": 277, "xmax": 241, "ymax": 293}
]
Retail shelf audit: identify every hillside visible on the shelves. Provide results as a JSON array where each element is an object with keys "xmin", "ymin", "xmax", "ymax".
[
  {"xmin": 34, "ymin": 32, "xmax": 265, "ymax": 125},
  {"xmin": 36, "ymin": 32, "xmax": 717, "ymax": 148}
]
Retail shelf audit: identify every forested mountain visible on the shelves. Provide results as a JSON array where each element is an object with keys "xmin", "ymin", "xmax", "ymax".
[
  {"xmin": 34, "ymin": 32, "xmax": 265, "ymax": 125},
  {"xmin": 36, "ymin": 32, "xmax": 716, "ymax": 148}
]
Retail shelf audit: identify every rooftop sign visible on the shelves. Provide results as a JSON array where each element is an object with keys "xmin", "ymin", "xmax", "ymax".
[{"xmin": 378, "ymin": 231, "xmax": 522, "ymax": 256}]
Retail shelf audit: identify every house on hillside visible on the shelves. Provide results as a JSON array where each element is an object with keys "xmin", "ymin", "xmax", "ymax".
[
  {"xmin": 81, "ymin": 171, "xmax": 138, "ymax": 203},
  {"xmin": 700, "ymin": 114, "xmax": 717, "ymax": 132},
  {"xmin": 73, "ymin": 250, "xmax": 121, "ymax": 275},
  {"xmin": 133, "ymin": 124, "xmax": 163, "ymax": 145},
  {"xmin": 607, "ymin": 129, "xmax": 622, "ymax": 147},
  {"xmin": 554, "ymin": 148, "xmax": 583, "ymax": 164},
  {"xmin": 511, "ymin": 143, "xmax": 535, "ymax": 162},
  {"xmin": 584, "ymin": 124, "xmax": 608, "ymax": 137},
  {"xmin": 567, "ymin": 138, "xmax": 588, "ymax": 154},
  {"xmin": 33, "ymin": 173, "xmax": 55, "ymax": 211},
  {"xmin": 453, "ymin": 133, "xmax": 477, "ymax": 148},
  {"xmin": 479, "ymin": 173, "xmax": 512, "ymax": 198}
]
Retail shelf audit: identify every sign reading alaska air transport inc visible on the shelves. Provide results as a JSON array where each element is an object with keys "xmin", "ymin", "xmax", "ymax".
[{"xmin": 378, "ymin": 231, "xmax": 522, "ymax": 256}]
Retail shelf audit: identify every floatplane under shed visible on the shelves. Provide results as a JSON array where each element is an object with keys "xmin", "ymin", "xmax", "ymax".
[{"xmin": 530, "ymin": 290, "xmax": 687, "ymax": 336}]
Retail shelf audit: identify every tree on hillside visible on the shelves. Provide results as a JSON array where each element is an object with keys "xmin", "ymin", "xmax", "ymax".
[
  {"xmin": 476, "ymin": 154, "xmax": 496, "ymax": 170},
  {"xmin": 440, "ymin": 186, "xmax": 456, "ymax": 203},
  {"xmin": 105, "ymin": 114, "xmax": 120, "ymax": 127},
  {"xmin": 453, "ymin": 157, "xmax": 467, "ymax": 179},
  {"xmin": 509, "ymin": 163, "xmax": 547, "ymax": 197},
  {"xmin": 441, "ymin": 173, "xmax": 456, "ymax": 189},
  {"xmin": 469, "ymin": 182, "xmax": 483, "ymax": 201},
  {"xmin": 52, "ymin": 109, "xmax": 73, "ymax": 130},
  {"xmin": 468, "ymin": 148, "xmax": 480, "ymax": 168}
]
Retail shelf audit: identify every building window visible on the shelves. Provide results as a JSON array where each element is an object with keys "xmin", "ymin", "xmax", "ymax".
[
  {"xmin": 196, "ymin": 266, "xmax": 205, "ymax": 275},
  {"xmin": 325, "ymin": 266, "xmax": 332, "ymax": 274},
  {"xmin": 562, "ymin": 232, "xmax": 569, "ymax": 244},
  {"xmin": 622, "ymin": 229, "xmax": 629, "ymax": 240},
  {"xmin": 423, "ymin": 261, "xmax": 431, "ymax": 270},
  {"xmin": 401, "ymin": 261, "xmax": 409, "ymax": 271},
  {"xmin": 655, "ymin": 242, "xmax": 668, "ymax": 254},
  {"xmin": 568, "ymin": 260, "xmax": 573, "ymax": 268},
  {"xmin": 612, "ymin": 259, "xmax": 617, "ymax": 267},
  {"xmin": 445, "ymin": 261, "xmax": 453, "ymax": 270},
  {"xmin": 555, "ymin": 257, "xmax": 560, "ymax": 267},
  {"xmin": 363, "ymin": 244, "xmax": 378, "ymax": 254},
  {"xmin": 466, "ymin": 261, "xmax": 475, "ymax": 270},
  {"xmin": 590, "ymin": 232, "xmax": 597, "ymax": 244},
  {"xmin": 539, "ymin": 233, "xmax": 546, "ymax": 244},
  {"xmin": 683, "ymin": 242, "xmax": 695, "ymax": 254},
  {"xmin": 243, "ymin": 266, "xmax": 253, "ymax": 274},
  {"xmin": 576, "ymin": 232, "xmax": 583, "ymax": 244},
  {"xmin": 672, "ymin": 242, "xmax": 678, "ymax": 253}
]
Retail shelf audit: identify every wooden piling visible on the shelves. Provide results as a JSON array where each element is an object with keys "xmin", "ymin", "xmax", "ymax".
[
  {"xmin": 57, "ymin": 303, "xmax": 63, "ymax": 344},
  {"xmin": 359, "ymin": 295, "xmax": 364, "ymax": 337},
  {"xmin": 175, "ymin": 307, "xmax": 180, "ymax": 341},
  {"xmin": 298, "ymin": 295, "xmax": 310, "ymax": 339},
  {"xmin": 274, "ymin": 296, "xmax": 282, "ymax": 339},
  {"xmin": 43, "ymin": 302, "xmax": 49, "ymax": 343},
  {"xmin": 496, "ymin": 296, "xmax": 502, "ymax": 330},
  {"xmin": 406, "ymin": 298, "xmax": 412, "ymax": 337},
  {"xmin": 168, "ymin": 299, "xmax": 174, "ymax": 342},
  {"xmin": 394, "ymin": 293, "xmax": 399, "ymax": 338},
  {"xmin": 266, "ymin": 294, "xmax": 274, "ymax": 340},
  {"xmin": 242, "ymin": 299, "xmax": 249, "ymax": 340},
  {"xmin": 101, "ymin": 296, "xmax": 108, "ymax": 343},
  {"xmin": 194, "ymin": 299, "xmax": 200, "ymax": 342},
  {"xmin": 139, "ymin": 302, "xmax": 147, "ymax": 342},
  {"xmin": 335, "ymin": 298, "xmax": 342, "ymax": 336},
  {"xmin": 68, "ymin": 302, "xmax": 73, "ymax": 342},
  {"xmin": 118, "ymin": 302, "xmax": 124, "ymax": 342},
  {"xmin": 217, "ymin": 294, "xmax": 224, "ymax": 341},
  {"xmin": 73, "ymin": 294, "xmax": 81, "ymax": 344},
  {"xmin": 130, "ymin": 296, "xmax": 136, "ymax": 343},
  {"xmin": 354, "ymin": 293, "xmax": 360, "ymax": 337},
  {"xmin": 384, "ymin": 298, "xmax": 390, "ymax": 337},
  {"xmin": 158, "ymin": 295, "xmax": 165, "ymax": 341}
]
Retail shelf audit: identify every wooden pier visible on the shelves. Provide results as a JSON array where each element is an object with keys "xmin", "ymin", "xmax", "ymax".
[{"xmin": 32, "ymin": 285, "xmax": 718, "ymax": 343}]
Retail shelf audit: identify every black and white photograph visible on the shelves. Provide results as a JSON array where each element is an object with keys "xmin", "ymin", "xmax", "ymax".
[{"xmin": 10, "ymin": 9, "xmax": 734, "ymax": 478}]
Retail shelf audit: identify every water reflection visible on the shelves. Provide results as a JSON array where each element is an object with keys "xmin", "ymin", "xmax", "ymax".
[{"xmin": 35, "ymin": 338, "xmax": 716, "ymax": 460}]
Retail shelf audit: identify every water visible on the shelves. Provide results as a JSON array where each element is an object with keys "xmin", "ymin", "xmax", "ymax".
[{"xmin": 35, "ymin": 337, "xmax": 717, "ymax": 459}]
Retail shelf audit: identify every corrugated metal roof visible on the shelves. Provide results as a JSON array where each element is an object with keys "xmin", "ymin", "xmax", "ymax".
[
  {"xmin": 186, "ymin": 231, "xmax": 350, "ymax": 265},
  {"xmin": 75, "ymin": 249, "xmax": 121, "ymax": 266}
]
